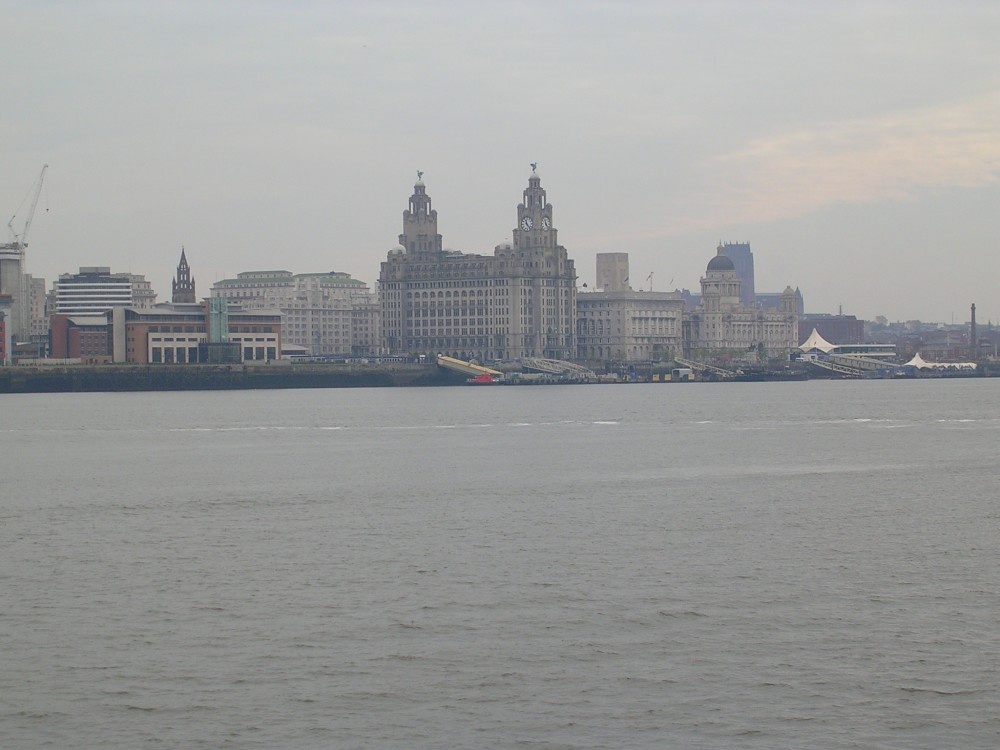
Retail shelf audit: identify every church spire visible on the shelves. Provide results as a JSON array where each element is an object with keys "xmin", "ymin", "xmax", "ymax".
[{"xmin": 172, "ymin": 246, "xmax": 196, "ymax": 303}]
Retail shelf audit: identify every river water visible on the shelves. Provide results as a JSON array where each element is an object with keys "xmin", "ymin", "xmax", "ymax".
[{"xmin": 2, "ymin": 379, "xmax": 999, "ymax": 749}]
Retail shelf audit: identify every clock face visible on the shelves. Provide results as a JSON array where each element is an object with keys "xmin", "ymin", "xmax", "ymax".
[
  {"xmin": 541, "ymin": 216, "xmax": 551, "ymax": 230},
  {"xmin": 521, "ymin": 217, "xmax": 533, "ymax": 230}
]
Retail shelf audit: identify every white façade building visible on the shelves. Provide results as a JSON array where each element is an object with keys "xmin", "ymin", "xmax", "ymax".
[
  {"xmin": 211, "ymin": 270, "xmax": 379, "ymax": 357},
  {"xmin": 50, "ymin": 267, "xmax": 156, "ymax": 317}
]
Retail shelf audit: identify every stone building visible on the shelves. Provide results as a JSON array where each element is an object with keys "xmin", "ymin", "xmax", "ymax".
[
  {"xmin": 595, "ymin": 252, "xmax": 631, "ymax": 293},
  {"xmin": 379, "ymin": 169, "xmax": 577, "ymax": 361},
  {"xmin": 683, "ymin": 247, "xmax": 798, "ymax": 359},
  {"xmin": 211, "ymin": 270, "xmax": 378, "ymax": 357},
  {"xmin": 577, "ymin": 253, "xmax": 684, "ymax": 362},
  {"xmin": 129, "ymin": 274, "xmax": 157, "ymax": 309},
  {"xmin": 756, "ymin": 289, "xmax": 805, "ymax": 315}
]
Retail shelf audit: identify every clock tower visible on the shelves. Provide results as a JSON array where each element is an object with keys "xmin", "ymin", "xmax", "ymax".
[
  {"xmin": 513, "ymin": 164, "xmax": 556, "ymax": 250},
  {"xmin": 500, "ymin": 164, "xmax": 577, "ymax": 360}
]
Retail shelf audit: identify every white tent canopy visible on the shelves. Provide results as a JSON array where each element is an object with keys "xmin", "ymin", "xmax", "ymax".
[
  {"xmin": 904, "ymin": 353, "xmax": 977, "ymax": 370},
  {"xmin": 799, "ymin": 328, "xmax": 836, "ymax": 354}
]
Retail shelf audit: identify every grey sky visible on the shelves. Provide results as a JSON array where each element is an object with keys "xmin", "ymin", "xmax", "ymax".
[{"xmin": 6, "ymin": 1, "xmax": 999, "ymax": 323}]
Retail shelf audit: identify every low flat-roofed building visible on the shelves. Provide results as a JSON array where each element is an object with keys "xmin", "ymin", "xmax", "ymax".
[
  {"xmin": 798, "ymin": 314, "xmax": 864, "ymax": 346},
  {"xmin": 110, "ymin": 302, "xmax": 282, "ymax": 364},
  {"xmin": 798, "ymin": 328, "xmax": 896, "ymax": 360}
]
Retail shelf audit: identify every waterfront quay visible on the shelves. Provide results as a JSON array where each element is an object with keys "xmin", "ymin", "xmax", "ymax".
[
  {"xmin": 0, "ymin": 362, "xmax": 458, "ymax": 394},
  {"xmin": 2, "ymin": 358, "xmax": 993, "ymax": 394}
]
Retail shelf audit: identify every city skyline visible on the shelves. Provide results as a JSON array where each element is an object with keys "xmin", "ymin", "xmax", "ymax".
[{"xmin": 6, "ymin": 2, "xmax": 999, "ymax": 325}]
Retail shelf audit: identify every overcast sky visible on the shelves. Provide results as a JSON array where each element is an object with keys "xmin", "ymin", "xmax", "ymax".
[{"xmin": 6, "ymin": 1, "xmax": 999, "ymax": 324}]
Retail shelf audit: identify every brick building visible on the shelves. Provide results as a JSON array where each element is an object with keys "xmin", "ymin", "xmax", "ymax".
[{"xmin": 49, "ymin": 314, "xmax": 112, "ymax": 361}]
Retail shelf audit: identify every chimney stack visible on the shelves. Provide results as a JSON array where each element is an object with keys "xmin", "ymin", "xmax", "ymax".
[{"xmin": 970, "ymin": 303, "xmax": 977, "ymax": 360}]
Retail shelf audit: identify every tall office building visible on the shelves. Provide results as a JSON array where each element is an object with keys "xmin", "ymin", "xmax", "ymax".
[
  {"xmin": 0, "ymin": 165, "xmax": 46, "ymax": 343},
  {"xmin": 50, "ymin": 267, "xmax": 156, "ymax": 316},
  {"xmin": 0, "ymin": 243, "xmax": 26, "ymax": 341},
  {"xmin": 26, "ymin": 274, "xmax": 48, "ymax": 340},
  {"xmin": 718, "ymin": 241, "xmax": 755, "ymax": 308},
  {"xmin": 379, "ymin": 169, "xmax": 577, "ymax": 361}
]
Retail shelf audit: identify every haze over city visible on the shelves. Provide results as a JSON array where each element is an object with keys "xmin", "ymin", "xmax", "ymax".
[{"xmin": 6, "ymin": 1, "xmax": 999, "ymax": 325}]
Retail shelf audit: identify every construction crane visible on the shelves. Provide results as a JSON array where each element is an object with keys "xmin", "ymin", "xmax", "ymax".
[
  {"xmin": 6, "ymin": 164, "xmax": 48, "ymax": 248},
  {"xmin": 2, "ymin": 164, "xmax": 49, "ymax": 342},
  {"xmin": 646, "ymin": 271, "xmax": 653, "ymax": 291}
]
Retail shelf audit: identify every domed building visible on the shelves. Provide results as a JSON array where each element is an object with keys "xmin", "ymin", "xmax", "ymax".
[{"xmin": 683, "ymin": 245, "xmax": 799, "ymax": 359}]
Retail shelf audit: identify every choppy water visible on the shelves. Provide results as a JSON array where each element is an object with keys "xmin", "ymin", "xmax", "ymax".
[{"xmin": 2, "ymin": 379, "xmax": 999, "ymax": 749}]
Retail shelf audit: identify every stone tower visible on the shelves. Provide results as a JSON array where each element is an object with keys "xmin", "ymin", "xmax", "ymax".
[
  {"xmin": 172, "ymin": 247, "xmax": 196, "ymax": 303},
  {"xmin": 512, "ymin": 166, "xmax": 557, "ymax": 251},
  {"xmin": 399, "ymin": 173, "xmax": 443, "ymax": 256},
  {"xmin": 596, "ymin": 253, "xmax": 631, "ymax": 292}
]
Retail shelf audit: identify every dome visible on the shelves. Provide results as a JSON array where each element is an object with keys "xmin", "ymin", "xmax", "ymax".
[{"xmin": 706, "ymin": 253, "xmax": 735, "ymax": 272}]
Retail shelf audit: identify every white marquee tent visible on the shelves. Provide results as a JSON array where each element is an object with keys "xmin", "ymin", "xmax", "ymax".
[{"xmin": 903, "ymin": 353, "xmax": 976, "ymax": 370}]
